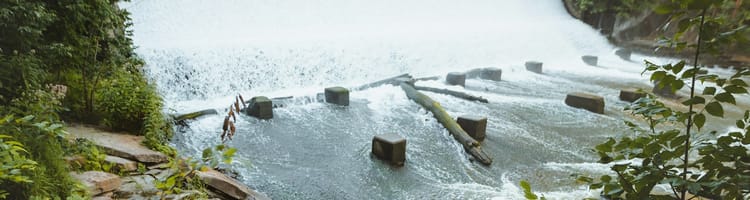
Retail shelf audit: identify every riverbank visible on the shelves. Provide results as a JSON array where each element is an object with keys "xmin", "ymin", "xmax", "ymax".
[{"xmin": 65, "ymin": 124, "xmax": 269, "ymax": 200}]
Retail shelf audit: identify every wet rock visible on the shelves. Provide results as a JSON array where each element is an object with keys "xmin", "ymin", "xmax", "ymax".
[
  {"xmin": 67, "ymin": 124, "xmax": 169, "ymax": 164},
  {"xmin": 114, "ymin": 175, "xmax": 159, "ymax": 198},
  {"xmin": 615, "ymin": 49, "xmax": 632, "ymax": 61},
  {"xmin": 197, "ymin": 169, "xmax": 270, "ymax": 200},
  {"xmin": 92, "ymin": 192, "xmax": 113, "ymax": 200},
  {"xmin": 372, "ymin": 134, "xmax": 406, "ymax": 166},
  {"xmin": 525, "ymin": 61, "xmax": 543, "ymax": 73},
  {"xmin": 582, "ymin": 55, "xmax": 598, "ymax": 66},
  {"xmin": 71, "ymin": 171, "xmax": 122, "ymax": 196},
  {"xmin": 247, "ymin": 96, "xmax": 273, "ymax": 119},
  {"xmin": 457, "ymin": 115, "xmax": 487, "ymax": 142},
  {"xmin": 105, "ymin": 155, "xmax": 137, "ymax": 172},
  {"xmin": 619, "ymin": 89, "xmax": 646, "ymax": 102},
  {"xmin": 324, "ymin": 86, "xmax": 350, "ymax": 106},
  {"xmin": 64, "ymin": 155, "xmax": 86, "ymax": 168},
  {"xmin": 446, "ymin": 72, "xmax": 466, "ymax": 87},
  {"xmin": 565, "ymin": 92, "xmax": 605, "ymax": 114}
]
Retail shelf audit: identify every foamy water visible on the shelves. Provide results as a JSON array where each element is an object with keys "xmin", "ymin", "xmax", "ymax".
[{"xmin": 120, "ymin": 0, "xmax": 702, "ymax": 199}]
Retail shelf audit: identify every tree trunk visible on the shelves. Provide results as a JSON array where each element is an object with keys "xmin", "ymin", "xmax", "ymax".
[
  {"xmin": 414, "ymin": 86, "xmax": 488, "ymax": 103},
  {"xmin": 353, "ymin": 73, "xmax": 412, "ymax": 91},
  {"xmin": 400, "ymin": 82, "xmax": 493, "ymax": 165}
]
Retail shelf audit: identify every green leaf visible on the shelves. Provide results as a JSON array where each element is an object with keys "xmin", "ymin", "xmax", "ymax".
[
  {"xmin": 672, "ymin": 61, "xmax": 685, "ymax": 74},
  {"xmin": 682, "ymin": 96, "xmax": 705, "ymax": 106},
  {"xmin": 730, "ymin": 79, "xmax": 748, "ymax": 87},
  {"xmin": 651, "ymin": 71, "xmax": 667, "ymax": 82},
  {"xmin": 671, "ymin": 80, "xmax": 685, "ymax": 92},
  {"xmin": 738, "ymin": 120, "xmax": 746, "ymax": 129},
  {"xmin": 705, "ymin": 102, "xmax": 724, "ymax": 117},
  {"xmin": 694, "ymin": 113, "xmax": 706, "ymax": 130},
  {"xmin": 714, "ymin": 92, "xmax": 736, "ymax": 104},
  {"xmin": 682, "ymin": 68, "xmax": 697, "ymax": 79},
  {"xmin": 520, "ymin": 180, "xmax": 539, "ymax": 200},
  {"xmin": 724, "ymin": 85, "xmax": 748, "ymax": 94},
  {"xmin": 702, "ymin": 87, "xmax": 716, "ymax": 95}
]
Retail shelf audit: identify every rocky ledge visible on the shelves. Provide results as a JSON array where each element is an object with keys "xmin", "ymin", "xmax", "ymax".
[{"xmin": 66, "ymin": 124, "xmax": 269, "ymax": 200}]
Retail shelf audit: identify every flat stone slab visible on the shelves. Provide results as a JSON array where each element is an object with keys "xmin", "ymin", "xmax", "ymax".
[
  {"xmin": 71, "ymin": 171, "xmax": 122, "ymax": 196},
  {"xmin": 197, "ymin": 169, "xmax": 270, "ymax": 200},
  {"xmin": 565, "ymin": 92, "xmax": 605, "ymax": 114},
  {"xmin": 67, "ymin": 124, "xmax": 169, "ymax": 164},
  {"xmin": 114, "ymin": 175, "xmax": 159, "ymax": 199},
  {"xmin": 104, "ymin": 155, "xmax": 138, "ymax": 172}
]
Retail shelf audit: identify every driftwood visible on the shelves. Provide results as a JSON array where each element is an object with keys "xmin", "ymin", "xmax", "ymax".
[
  {"xmin": 400, "ymin": 82, "xmax": 493, "ymax": 165},
  {"xmin": 353, "ymin": 73, "xmax": 412, "ymax": 91},
  {"xmin": 414, "ymin": 86, "xmax": 488, "ymax": 103},
  {"xmin": 173, "ymin": 109, "xmax": 219, "ymax": 122}
]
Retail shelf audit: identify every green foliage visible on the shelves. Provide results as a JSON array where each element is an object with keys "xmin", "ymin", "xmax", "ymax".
[
  {"xmin": 0, "ymin": 132, "xmax": 37, "ymax": 199},
  {"xmin": 519, "ymin": 180, "xmax": 546, "ymax": 200},
  {"xmin": 575, "ymin": 0, "xmax": 656, "ymax": 17},
  {"xmin": 0, "ymin": 114, "xmax": 80, "ymax": 199},
  {"xmin": 582, "ymin": 0, "xmax": 750, "ymax": 199},
  {"xmin": 97, "ymin": 71, "xmax": 159, "ymax": 132},
  {"xmin": 155, "ymin": 144, "xmax": 237, "ymax": 198},
  {"xmin": 63, "ymin": 138, "xmax": 115, "ymax": 174}
]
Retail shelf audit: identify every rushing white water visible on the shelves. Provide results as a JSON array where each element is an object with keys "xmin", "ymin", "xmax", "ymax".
[{"xmin": 121, "ymin": 0, "xmax": 695, "ymax": 199}]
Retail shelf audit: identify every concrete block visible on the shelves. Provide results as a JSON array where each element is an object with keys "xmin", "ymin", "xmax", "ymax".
[
  {"xmin": 324, "ymin": 86, "xmax": 349, "ymax": 106},
  {"xmin": 525, "ymin": 61, "xmax": 543, "ymax": 74},
  {"xmin": 372, "ymin": 134, "xmax": 406, "ymax": 166},
  {"xmin": 478, "ymin": 68, "xmax": 502, "ymax": 81},
  {"xmin": 247, "ymin": 96, "xmax": 273, "ymax": 119},
  {"xmin": 565, "ymin": 92, "xmax": 605, "ymax": 114},
  {"xmin": 615, "ymin": 49, "xmax": 631, "ymax": 61},
  {"xmin": 457, "ymin": 115, "xmax": 487, "ymax": 141},
  {"xmin": 582, "ymin": 55, "xmax": 598, "ymax": 66},
  {"xmin": 446, "ymin": 72, "xmax": 466, "ymax": 87},
  {"xmin": 619, "ymin": 89, "xmax": 646, "ymax": 102}
]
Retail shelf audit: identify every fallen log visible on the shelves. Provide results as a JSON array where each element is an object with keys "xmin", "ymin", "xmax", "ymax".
[
  {"xmin": 352, "ymin": 73, "xmax": 412, "ymax": 91},
  {"xmin": 173, "ymin": 109, "xmax": 218, "ymax": 122},
  {"xmin": 414, "ymin": 86, "xmax": 489, "ymax": 103},
  {"xmin": 400, "ymin": 82, "xmax": 493, "ymax": 165}
]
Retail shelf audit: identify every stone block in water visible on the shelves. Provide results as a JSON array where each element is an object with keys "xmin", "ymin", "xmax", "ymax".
[
  {"xmin": 247, "ymin": 96, "xmax": 273, "ymax": 119},
  {"xmin": 372, "ymin": 134, "xmax": 406, "ymax": 166},
  {"xmin": 615, "ymin": 49, "xmax": 631, "ymax": 61},
  {"xmin": 565, "ymin": 92, "xmax": 605, "ymax": 114},
  {"xmin": 582, "ymin": 55, "xmax": 598, "ymax": 66},
  {"xmin": 457, "ymin": 115, "xmax": 487, "ymax": 142},
  {"xmin": 446, "ymin": 72, "xmax": 466, "ymax": 87},
  {"xmin": 478, "ymin": 68, "xmax": 502, "ymax": 81},
  {"xmin": 324, "ymin": 86, "xmax": 349, "ymax": 106},
  {"xmin": 525, "ymin": 61, "xmax": 543, "ymax": 74},
  {"xmin": 619, "ymin": 89, "xmax": 646, "ymax": 102}
]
